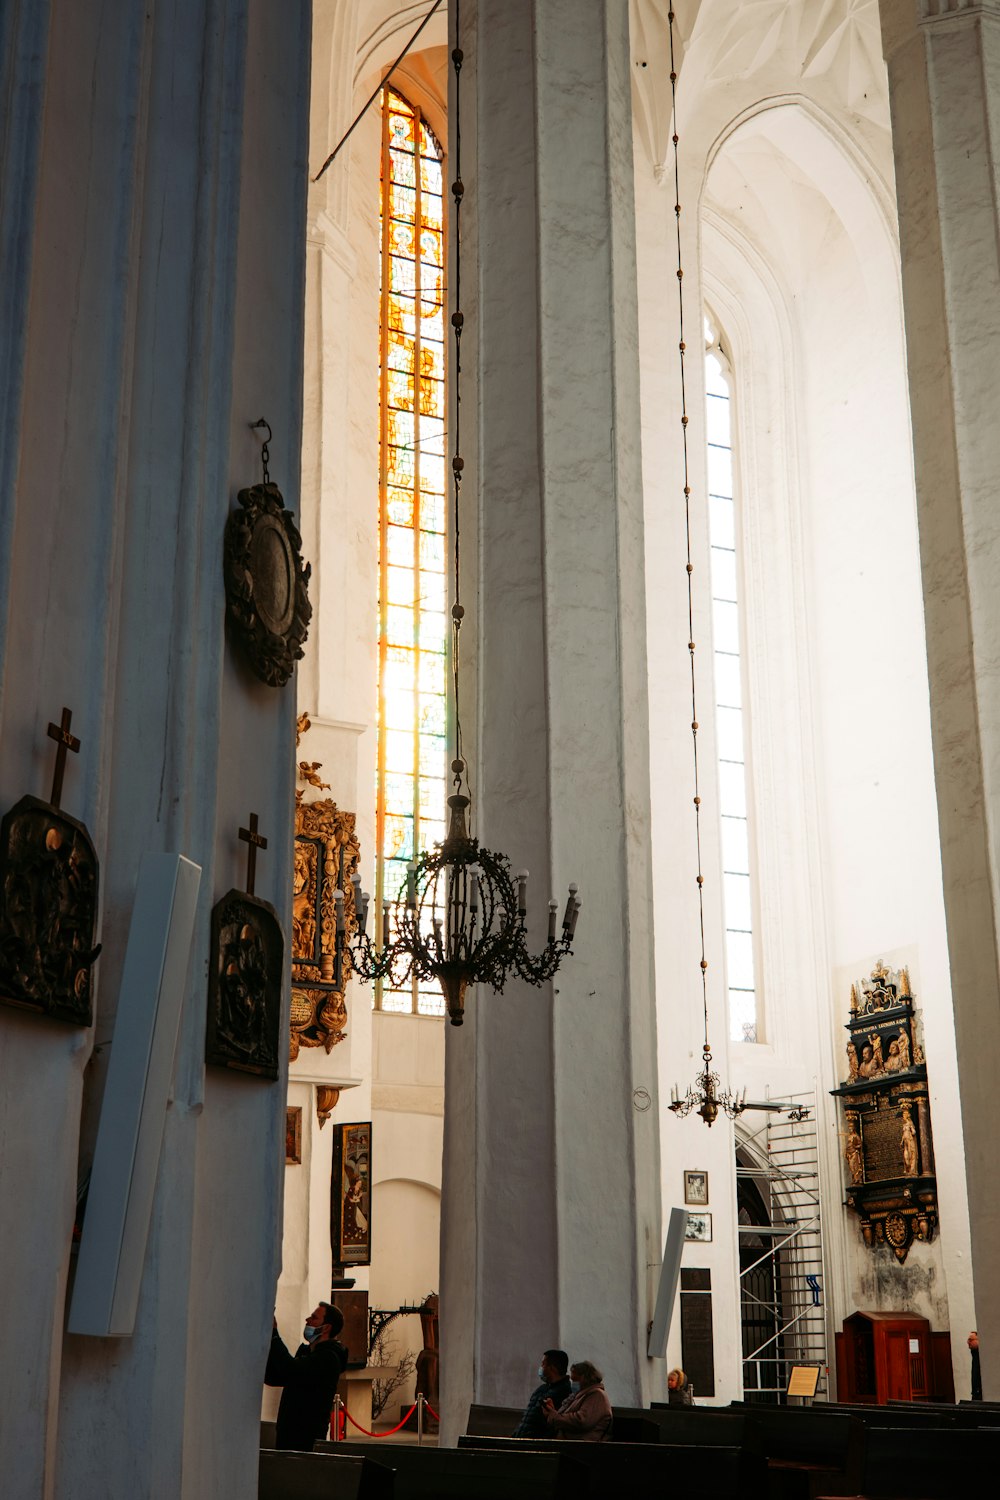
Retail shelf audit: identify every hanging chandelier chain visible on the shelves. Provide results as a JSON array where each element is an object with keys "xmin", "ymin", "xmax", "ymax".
[
  {"xmin": 665, "ymin": 8, "xmax": 743, "ymax": 1125},
  {"xmin": 667, "ymin": 9, "xmax": 710, "ymax": 1048},
  {"xmin": 339, "ymin": 0, "xmax": 580, "ymax": 1028},
  {"xmin": 450, "ymin": 5, "xmax": 466, "ymax": 787}
]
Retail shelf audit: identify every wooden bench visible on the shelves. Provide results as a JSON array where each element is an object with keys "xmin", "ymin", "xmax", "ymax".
[
  {"xmin": 466, "ymin": 1405, "xmax": 526, "ymax": 1438},
  {"xmin": 465, "ymin": 1402, "xmax": 657, "ymax": 1444},
  {"xmin": 814, "ymin": 1424, "xmax": 1000, "ymax": 1498},
  {"xmin": 705, "ymin": 1406, "xmax": 865, "ymax": 1499},
  {"xmin": 457, "ymin": 1433, "xmax": 768, "ymax": 1500},
  {"xmin": 259, "ymin": 1450, "xmax": 394, "ymax": 1500},
  {"xmin": 315, "ymin": 1440, "xmax": 584, "ymax": 1500},
  {"xmin": 627, "ymin": 1406, "xmax": 759, "ymax": 1450}
]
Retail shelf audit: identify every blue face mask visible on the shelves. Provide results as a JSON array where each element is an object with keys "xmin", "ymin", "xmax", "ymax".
[
  {"xmin": 303, "ymin": 1324, "xmax": 321, "ymax": 1343},
  {"xmin": 570, "ymin": 1380, "xmax": 580, "ymax": 1394},
  {"xmin": 538, "ymin": 1366, "xmax": 546, "ymax": 1382}
]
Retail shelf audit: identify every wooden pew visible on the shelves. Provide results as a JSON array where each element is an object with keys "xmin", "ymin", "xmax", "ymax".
[
  {"xmin": 465, "ymin": 1402, "xmax": 657, "ymax": 1444},
  {"xmin": 259, "ymin": 1449, "xmax": 394, "ymax": 1500},
  {"xmin": 466, "ymin": 1404, "xmax": 526, "ymax": 1437},
  {"xmin": 457, "ymin": 1433, "xmax": 769, "ymax": 1500},
  {"xmin": 314, "ymin": 1440, "xmax": 584, "ymax": 1500},
  {"xmin": 623, "ymin": 1406, "xmax": 758, "ymax": 1450},
  {"xmin": 696, "ymin": 1406, "xmax": 864, "ymax": 1499},
  {"xmin": 261, "ymin": 1420, "xmax": 278, "ymax": 1449},
  {"xmin": 814, "ymin": 1424, "xmax": 1000, "ymax": 1498}
]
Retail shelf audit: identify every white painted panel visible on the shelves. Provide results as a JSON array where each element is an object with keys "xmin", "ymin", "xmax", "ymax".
[
  {"xmin": 647, "ymin": 1207, "xmax": 688, "ymax": 1359},
  {"xmin": 68, "ymin": 854, "xmax": 201, "ymax": 1337}
]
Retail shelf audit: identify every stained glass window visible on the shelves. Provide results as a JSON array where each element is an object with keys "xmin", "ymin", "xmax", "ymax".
[
  {"xmin": 706, "ymin": 329, "xmax": 761, "ymax": 1044},
  {"xmin": 376, "ymin": 88, "xmax": 447, "ymax": 1017}
]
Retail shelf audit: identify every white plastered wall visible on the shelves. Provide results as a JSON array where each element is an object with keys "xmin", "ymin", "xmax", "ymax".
[{"xmin": 636, "ymin": 0, "xmax": 974, "ymax": 1401}]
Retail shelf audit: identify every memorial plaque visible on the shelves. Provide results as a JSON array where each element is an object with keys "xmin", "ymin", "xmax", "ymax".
[
  {"xmin": 680, "ymin": 1267, "xmax": 715, "ymax": 1398},
  {"xmin": 831, "ymin": 960, "xmax": 938, "ymax": 1262},
  {"xmin": 862, "ymin": 1107, "xmax": 905, "ymax": 1182}
]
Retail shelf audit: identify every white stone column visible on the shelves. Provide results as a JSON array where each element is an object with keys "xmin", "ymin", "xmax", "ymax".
[
  {"xmin": 880, "ymin": 0, "xmax": 1000, "ymax": 1395},
  {"xmin": 439, "ymin": 0, "xmax": 661, "ymax": 1439},
  {"xmin": 0, "ymin": 1, "xmax": 310, "ymax": 1495}
]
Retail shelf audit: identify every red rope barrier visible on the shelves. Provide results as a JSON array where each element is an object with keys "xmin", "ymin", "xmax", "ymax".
[
  {"xmin": 425, "ymin": 1403, "xmax": 441, "ymax": 1423},
  {"xmin": 341, "ymin": 1402, "xmax": 419, "ymax": 1439}
]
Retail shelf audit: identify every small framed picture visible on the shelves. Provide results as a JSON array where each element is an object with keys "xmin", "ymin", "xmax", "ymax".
[
  {"xmin": 684, "ymin": 1170, "xmax": 709, "ymax": 1206},
  {"xmin": 684, "ymin": 1211, "xmax": 712, "ymax": 1242},
  {"xmin": 285, "ymin": 1106, "xmax": 302, "ymax": 1165}
]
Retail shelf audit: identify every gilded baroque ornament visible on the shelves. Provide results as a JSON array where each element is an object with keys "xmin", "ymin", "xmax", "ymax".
[
  {"xmin": 831, "ymin": 961, "xmax": 938, "ymax": 1263},
  {"xmin": 291, "ymin": 720, "xmax": 360, "ymax": 1061},
  {"xmin": 224, "ymin": 433, "xmax": 311, "ymax": 688}
]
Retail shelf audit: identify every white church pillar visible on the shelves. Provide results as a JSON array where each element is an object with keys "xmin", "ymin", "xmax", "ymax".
[
  {"xmin": 0, "ymin": 2, "xmax": 310, "ymax": 1496},
  {"xmin": 880, "ymin": 0, "xmax": 1000, "ymax": 1394},
  {"xmin": 439, "ymin": 0, "xmax": 661, "ymax": 1438}
]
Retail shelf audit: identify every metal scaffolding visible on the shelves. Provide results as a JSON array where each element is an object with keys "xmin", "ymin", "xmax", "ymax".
[{"xmin": 737, "ymin": 1090, "xmax": 828, "ymax": 1402}]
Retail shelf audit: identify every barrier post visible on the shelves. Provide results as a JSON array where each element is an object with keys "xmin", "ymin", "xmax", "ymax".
[
  {"xmin": 332, "ymin": 1394, "xmax": 343, "ymax": 1442},
  {"xmin": 417, "ymin": 1391, "xmax": 424, "ymax": 1446}
]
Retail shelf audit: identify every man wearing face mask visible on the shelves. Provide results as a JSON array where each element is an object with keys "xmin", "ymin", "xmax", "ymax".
[
  {"xmin": 512, "ymin": 1349, "xmax": 572, "ymax": 1438},
  {"xmin": 265, "ymin": 1302, "xmax": 349, "ymax": 1450}
]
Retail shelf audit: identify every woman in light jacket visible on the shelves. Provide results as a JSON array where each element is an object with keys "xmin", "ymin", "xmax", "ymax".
[{"xmin": 541, "ymin": 1360, "xmax": 613, "ymax": 1442}]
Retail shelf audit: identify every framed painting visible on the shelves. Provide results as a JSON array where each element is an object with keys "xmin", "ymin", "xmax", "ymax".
[
  {"xmin": 684, "ymin": 1170, "xmax": 709, "ymax": 1206},
  {"xmin": 684, "ymin": 1211, "xmax": 713, "ymax": 1243},
  {"xmin": 331, "ymin": 1121, "xmax": 372, "ymax": 1267},
  {"xmin": 285, "ymin": 1106, "xmax": 302, "ymax": 1165}
]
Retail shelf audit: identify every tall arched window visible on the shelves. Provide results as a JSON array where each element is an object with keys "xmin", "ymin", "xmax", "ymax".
[
  {"xmin": 705, "ymin": 322, "xmax": 761, "ymax": 1043},
  {"xmin": 375, "ymin": 87, "xmax": 447, "ymax": 1016}
]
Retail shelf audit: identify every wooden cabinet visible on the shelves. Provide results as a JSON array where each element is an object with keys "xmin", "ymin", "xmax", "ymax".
[{"xmin": 836, "ymin": 1310, "xmax": 935, "ymax": 1402}]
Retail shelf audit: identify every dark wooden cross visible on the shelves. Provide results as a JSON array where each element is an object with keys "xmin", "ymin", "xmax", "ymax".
[
  {"xmin": 47, "ymin": 707, "xmax": 81, "ymax": 809},
  {"xmin": 239, "ymin": 813, "xmax": 267, "ymax": 897}
]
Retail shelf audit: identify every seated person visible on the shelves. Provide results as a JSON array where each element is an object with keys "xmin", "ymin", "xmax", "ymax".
[
  {"xmin": 541, "ymin": 1360, "xmax": 612, "ymax": 1442},
  {"xmin": 513, "ymin": 1349, "xmax": 573, "ymax": 1437},
  {"xmin": 667, "ymin": 1367, "xmax": 694, "ymax": 1407},
  {"xmin": 264, "ymin": 1302, "xmax": 349, "ymax": 1450}
]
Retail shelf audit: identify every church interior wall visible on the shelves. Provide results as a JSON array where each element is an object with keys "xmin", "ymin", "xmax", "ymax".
[
  {"xmin": 639, "ymin": 3, "xmax": 975, "ymax": 1400},
  {"xmin": 4, "ymin": 4, "xmax": 1000, "ymax": 1494}
]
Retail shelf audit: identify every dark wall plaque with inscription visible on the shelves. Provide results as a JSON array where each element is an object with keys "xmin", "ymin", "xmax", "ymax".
[
  {"xmin": 680, "ymin": 1268, "xmax": 715, "ymax": 1397},
  {"xmin": 861, "ymin": 1108, "xmax": 905, "ymax": 1182}
]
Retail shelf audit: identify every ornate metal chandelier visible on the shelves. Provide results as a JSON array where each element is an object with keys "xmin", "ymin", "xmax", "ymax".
[
  {"xmin": 334, "ymin": 12, "xmax": 579, "ymax": 1026},
  {"xmin": 669, "ymin": 1043, "xmax": 747, "ymax": 1127},
  {"xmin": 338, "ymin": 761, "xmax": 579, "ymax": 1026}
]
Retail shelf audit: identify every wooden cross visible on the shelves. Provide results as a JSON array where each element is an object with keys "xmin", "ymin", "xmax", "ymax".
[
  {"xmin": 239, "ymin": 813, "xmax": 267, "ymax": 896},
  {"xmin": 47, "ymin": 707, "xmax": 81, "ymax": 809}
]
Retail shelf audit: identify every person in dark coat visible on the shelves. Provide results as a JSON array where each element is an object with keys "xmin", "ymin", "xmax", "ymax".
[
  {"xmin": 265, "ymin": 1302, "xmax": 349, "ymax": 1450},
  {"xmin": 969, "ymin": 1331, "xmax": 983, "ymax": 1401},
  {"xmin": 513, "ymin": 1350, "xmax": 573, "ymax": 1438}
]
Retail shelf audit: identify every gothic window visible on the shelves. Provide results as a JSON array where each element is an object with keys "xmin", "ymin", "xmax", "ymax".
[
  {"xmin": 375, "ymin": 87, "xmax": 447, "ymax": 1017},
  {"xmin": 706, "ymin": 326, "xmax": 760, "ymax": 1043}
]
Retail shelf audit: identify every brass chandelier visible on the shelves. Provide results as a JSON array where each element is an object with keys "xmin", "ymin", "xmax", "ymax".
[{"xmin": 337, "ymin": 12, "xmax": 580, "ymax": 1026}]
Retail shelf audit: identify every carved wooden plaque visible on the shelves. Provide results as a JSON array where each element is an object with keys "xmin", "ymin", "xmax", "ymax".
[
  {"xmin": 831, "ymin": 961, "xmax": 938, "ymax": 1262},
  {"xmin": 224, "ymin": 483, "xmax": 311, "ymax": 687},
  {"xmin": 0, "ymin": 795, "xmax": 100, "ymax": 1025},
  {"xmin": 205, "ymin": 890, "xmax": 284, "ymax": 1079}
]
